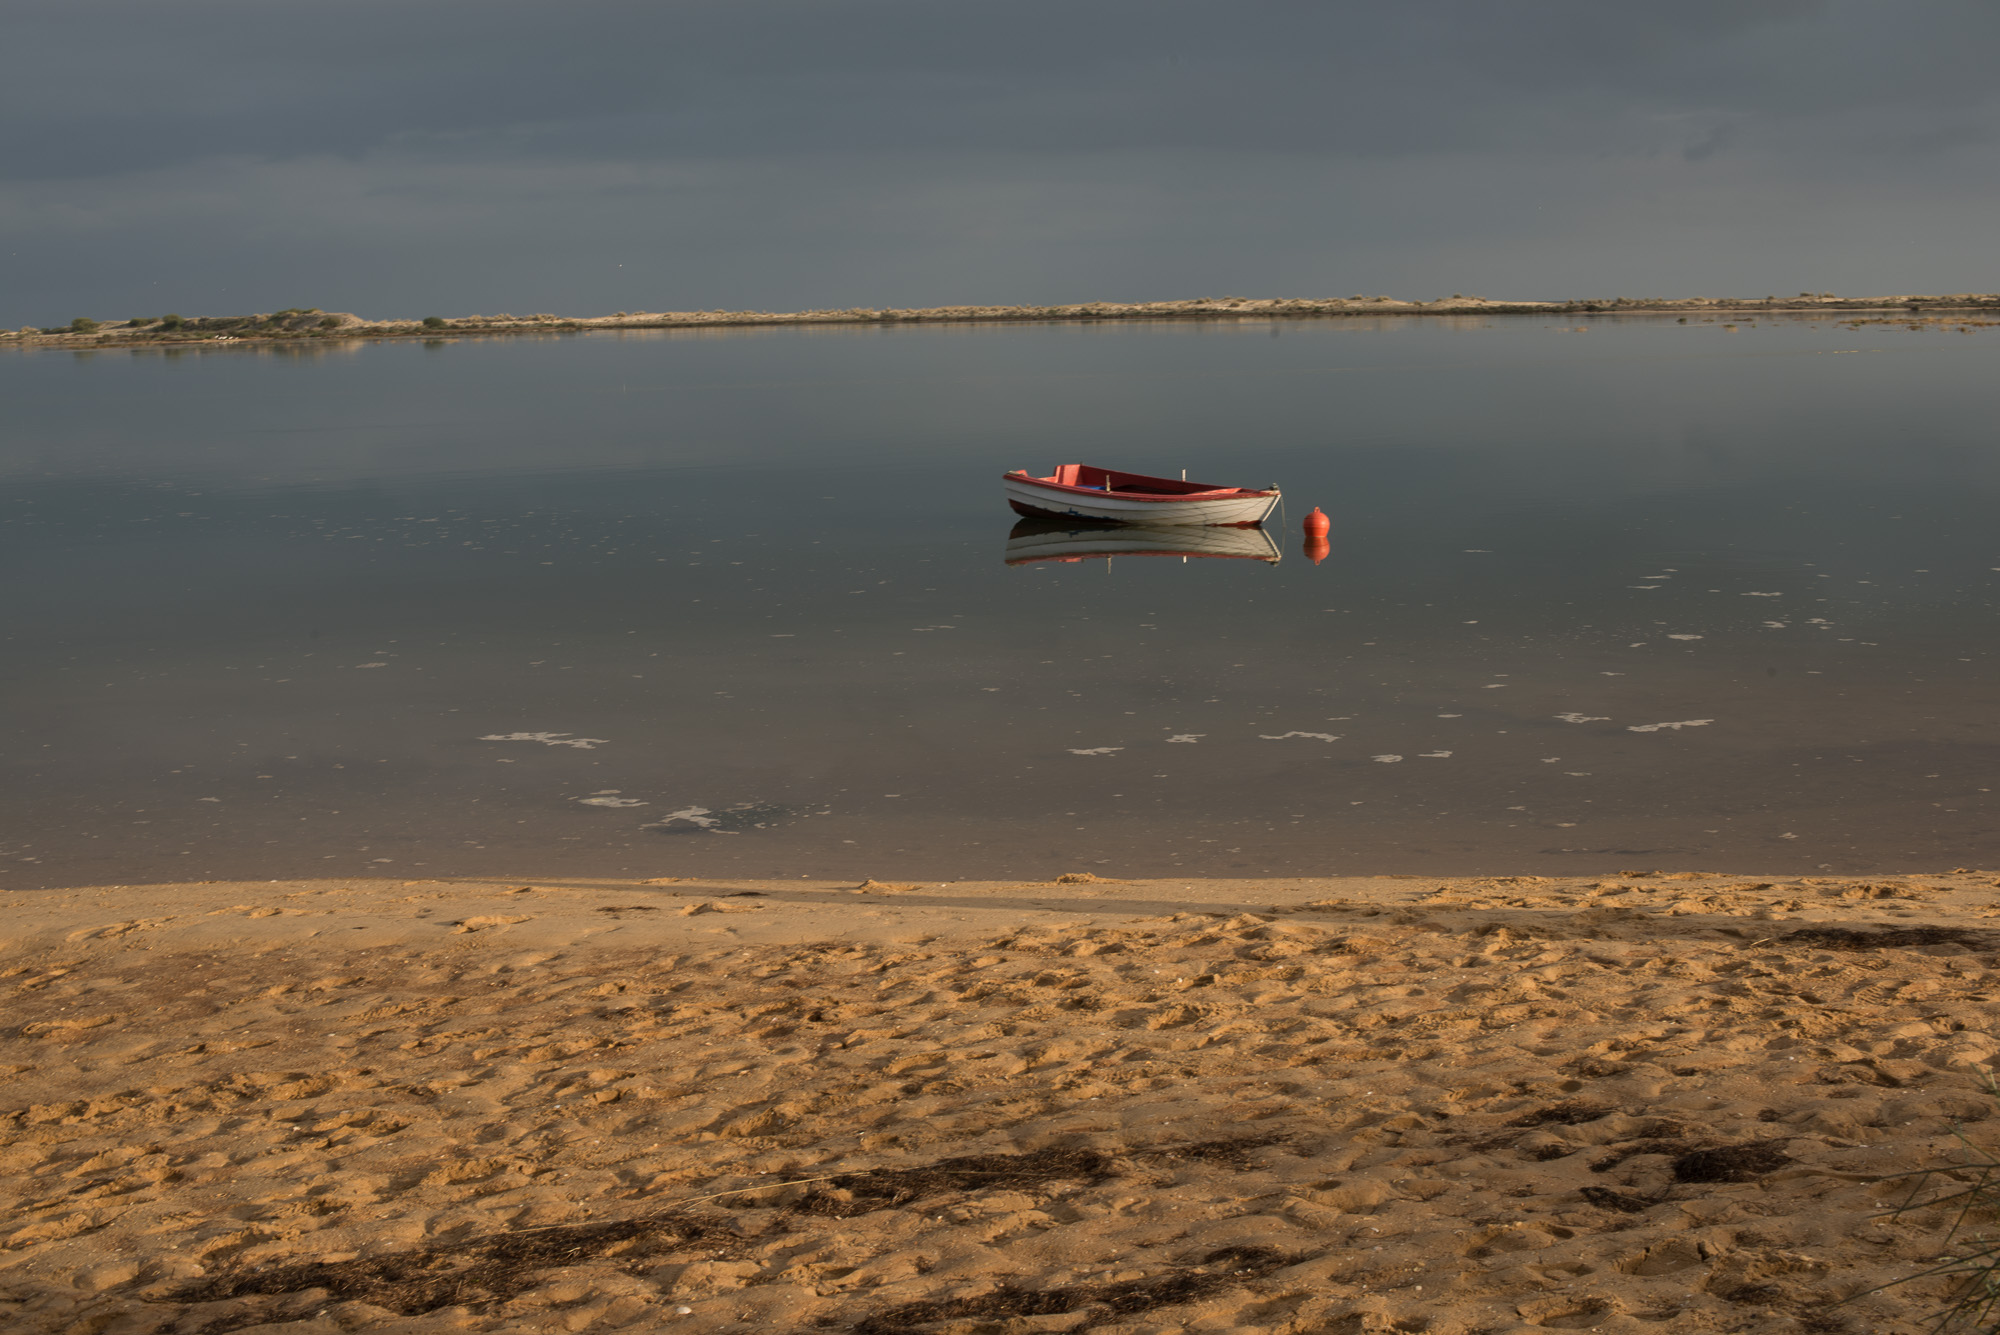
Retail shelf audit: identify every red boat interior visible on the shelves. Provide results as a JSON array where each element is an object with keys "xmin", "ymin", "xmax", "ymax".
[{"xmin": 1030, "ymin": 464, "xmax": 1259, "ymax": 496}]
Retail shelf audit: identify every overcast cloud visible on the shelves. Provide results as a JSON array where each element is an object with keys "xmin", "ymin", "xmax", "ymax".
[{"xmin": 4, "ymin": 0, "xmax": 1998, "ymax": 324}]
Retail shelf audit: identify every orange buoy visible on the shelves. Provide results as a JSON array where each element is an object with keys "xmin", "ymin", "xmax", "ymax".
[
  {"xmin": 1303, "ymin": 506, "xmax": 1330, "ymax": 536},
  {"xmin": 1304, "ymin": 535, "xmax": 1330, "ymax": 565}
]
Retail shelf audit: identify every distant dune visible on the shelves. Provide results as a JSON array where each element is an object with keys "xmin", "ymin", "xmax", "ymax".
[{"xmin": 9, "ymin": 292, "xmax": 2000, "ymax": 349}]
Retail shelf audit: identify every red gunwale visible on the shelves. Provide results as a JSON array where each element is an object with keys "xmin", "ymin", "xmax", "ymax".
[{"xmin": 1004, "ymin": 464, "xmax": 1273, "ymax": 502}]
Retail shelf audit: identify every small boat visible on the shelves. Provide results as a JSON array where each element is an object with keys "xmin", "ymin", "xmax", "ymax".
[
  {"xmin": 1005, "ymin": 518, "xmax": 1281, "ymax": 565},
  {"xmin": 1003, "ymin": 464, "xmax": 1279, "ymax": 527}
]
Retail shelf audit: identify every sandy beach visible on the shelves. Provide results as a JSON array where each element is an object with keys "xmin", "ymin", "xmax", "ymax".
[{"xmin": 5, "ymin": 870, "xmax": 2000, "ymax": 1333}]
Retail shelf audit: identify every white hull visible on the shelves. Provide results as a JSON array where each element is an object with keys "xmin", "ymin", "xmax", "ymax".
[{"xmin": 1004, "ymin": 475, "xmax": 1279, "ymax": 526}]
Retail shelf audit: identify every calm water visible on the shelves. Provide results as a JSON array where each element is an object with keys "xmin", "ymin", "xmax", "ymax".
[{"xmin": 3, "ymin": 317, "xmax": 1995, "ymax": 887}]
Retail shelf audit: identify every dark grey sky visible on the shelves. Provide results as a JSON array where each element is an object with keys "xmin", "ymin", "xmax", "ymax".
[{"xmin": 6, "ymin": 1, "xmax": 1997, "ymax": 323}]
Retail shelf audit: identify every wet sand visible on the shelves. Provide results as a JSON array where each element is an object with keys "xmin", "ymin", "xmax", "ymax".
[{"xmin": 6, "ymin": 869, "xmax": 2000, "ymax": 1333}]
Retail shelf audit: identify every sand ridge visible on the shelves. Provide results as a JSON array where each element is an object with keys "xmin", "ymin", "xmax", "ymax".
[
  {"xmin": 5, "ymin": 870, "xmax": 2000, "ymax": 1333},
  {"xmin": 12, "ymin": 292, "xmax": 2000, "ymax": 351}
]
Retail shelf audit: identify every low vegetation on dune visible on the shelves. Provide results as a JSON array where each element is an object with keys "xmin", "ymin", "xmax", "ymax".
[
  {"xmin": 9, "ymin": 292, "xmax": 2000, "ymax": 350},
  {"xmin": 17, "ymin": 307, "xmax": 355, "ymax": 343}
]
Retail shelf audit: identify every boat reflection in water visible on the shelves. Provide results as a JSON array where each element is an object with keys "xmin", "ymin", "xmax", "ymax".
[{"xmin": 1005, "ymin": 518, "xmax": 1281, "ymax": 566}]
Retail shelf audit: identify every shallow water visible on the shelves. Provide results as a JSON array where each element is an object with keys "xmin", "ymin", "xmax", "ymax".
[{"xmin": 3, "ymin": 315, "xmax": 1995, "ymax": 886}]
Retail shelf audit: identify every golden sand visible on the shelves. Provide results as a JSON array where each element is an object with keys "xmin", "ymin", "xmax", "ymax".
[{"xmin": 6, "ymin": 870, "xmax": 2000, "ymax": 1333}]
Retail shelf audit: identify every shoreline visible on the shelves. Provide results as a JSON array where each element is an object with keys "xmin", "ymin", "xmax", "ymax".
[
  {"xmin": 9, "ymin": 291, "xmax": 2000, "ymax": 352},
  {"xmin": 6, "ymin": 870, "xmax": 1998, "ymax": 1331}
]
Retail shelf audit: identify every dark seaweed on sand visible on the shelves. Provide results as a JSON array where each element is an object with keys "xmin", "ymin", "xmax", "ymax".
[
  {"xmin": 780, "ymin": 1138, "xmax": 1281, "ymax": 1218},
  {"xmin": 1590, "ymin": 1138, "xmax": 1700, "ymax": 1173},
  {"xmin": 165, "ymin": 1141, "xmax": 1212, "ymax": 1324},
  {"xmin": 1137, "ymin": 1134, "xmax": 1289, "ymax": 1166},
  {"xmin": 1508, "ymin": 1099, "xmax": 1614, "ymax": 1128},
  {"xmin": 1781, "ymin": 925, "xmax": 2000, "ymax": 952},
  {"xmin": 848, "ymin": 1245, "xmax": 1297, "ymax": 1334},
  {"xmin": 1581, "ymin": 1185, "xmax": 1657, "ymax": 1213},
  {"xmin": 166, "ymin": 1211, "xmax": 741, "ymax": 1318},
  {"xmin": 1589, "ymin": 1138, "xmax": 1790, "ymax": 1181},
  {"xmin": 1671, "ymin": 1141, "xmax": 1794, "ymax": 1182},
  {"xmin": 783, "ymin": 1145, "xmax": 1119, "ymax": 1217}
]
